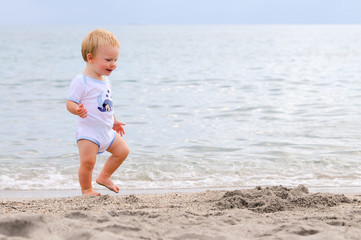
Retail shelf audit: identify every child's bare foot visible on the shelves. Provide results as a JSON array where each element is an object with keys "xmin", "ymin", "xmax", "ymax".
[
  {"xmin": 96, "ymin": 176, "xmax": 120, "ymax": 193},
  {"xmin": 81, "ymin": 188, "xmax": 101, "ymax": 196}
]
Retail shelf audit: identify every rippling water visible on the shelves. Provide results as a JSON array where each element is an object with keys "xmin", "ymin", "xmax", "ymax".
[{"xmin": 0, "ymin": 25, "xmax": 361, "ymax": 191}]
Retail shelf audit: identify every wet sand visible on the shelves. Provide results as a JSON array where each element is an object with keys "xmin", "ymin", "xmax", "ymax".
[{"xmin": 1, "ymin": 185, "xmax": 360, "ymax": 240}]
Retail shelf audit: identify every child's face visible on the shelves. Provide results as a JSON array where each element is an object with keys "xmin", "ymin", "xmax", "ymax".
[{"xmin": 89, "ymin": 44, "xmax": 120, "ymax": 77}]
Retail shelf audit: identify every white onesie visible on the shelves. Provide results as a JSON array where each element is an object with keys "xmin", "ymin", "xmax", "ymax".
[{"xmin": 67, "ymin": 74, "xmax": 115, "ymax": 154}]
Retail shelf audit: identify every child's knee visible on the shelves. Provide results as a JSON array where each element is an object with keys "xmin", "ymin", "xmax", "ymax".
[
  {"xmin": 113, "ymin": 144, "xmax": 129, "ymax": 160},
  {"xmin": 80, "ymin": 158, "xmax": 96, "ymax": 170}
]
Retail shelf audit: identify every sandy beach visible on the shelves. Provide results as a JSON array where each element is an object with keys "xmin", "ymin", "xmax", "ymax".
[{"xmin": 0, "ymin": 185, "xmax": 360, "ymax": 240}]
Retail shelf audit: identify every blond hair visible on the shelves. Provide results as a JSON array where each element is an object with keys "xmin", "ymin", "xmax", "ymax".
[{"xmin": 81, "ymin": 29, "xmax": 120, "ymax": 62}]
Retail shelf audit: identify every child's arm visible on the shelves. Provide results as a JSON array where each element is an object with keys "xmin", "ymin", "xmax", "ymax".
[
  {"xmin": 112, "ymin": 115, "xmax": 125, "ymax": 136},
  {"xmin": 66, "ymin": 100, "xmax": 88, "ymax": 118}
]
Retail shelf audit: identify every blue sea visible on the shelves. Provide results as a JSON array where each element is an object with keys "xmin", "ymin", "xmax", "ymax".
[{"xmin": 0, "ymin": 25, "xmax": 360, "ymax": 195}]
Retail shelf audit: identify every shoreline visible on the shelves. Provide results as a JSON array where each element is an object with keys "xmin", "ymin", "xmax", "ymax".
[
  {"xmin": 0, "ymin": 185, "xmax": 360, "ymax": 239},
  {"xmin": 1, "ymin": 186, "xmax": 361, "ymax": 201}
]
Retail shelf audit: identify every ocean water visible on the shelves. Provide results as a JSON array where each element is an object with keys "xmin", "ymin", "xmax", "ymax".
[{"xmin": 1, "ymin": 25, "xmax": 361, "ymax": 193}]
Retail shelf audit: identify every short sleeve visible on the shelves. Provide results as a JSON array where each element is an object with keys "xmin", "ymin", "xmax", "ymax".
[{"xmin": 67, "ymin": 75, "xmax": 85, "ymax": 104}]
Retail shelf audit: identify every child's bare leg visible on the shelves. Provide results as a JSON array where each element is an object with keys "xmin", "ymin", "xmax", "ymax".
[
  {"xmin": 96, "ymin": 134, "xmax": 129, "ymax": 193},
  {"xmin": 78, "ymin": 139, "xmax": 100, "ymax": 196}
]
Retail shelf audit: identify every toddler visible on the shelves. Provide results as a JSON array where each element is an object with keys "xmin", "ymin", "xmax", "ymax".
[{"xmin": 66, "ymin": 29, "xmax": 129, "ymax": 196}]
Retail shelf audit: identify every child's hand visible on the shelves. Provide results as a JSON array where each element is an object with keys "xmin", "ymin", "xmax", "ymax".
[
  {"xmin": 76, "ymin": 104, "xmax": 88, "ymax": 118},
  {"xmin": 113, "ymin": 120, "xmax": 125, "ymax": 137}
]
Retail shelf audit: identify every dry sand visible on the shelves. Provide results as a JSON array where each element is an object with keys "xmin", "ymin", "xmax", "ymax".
[{"xmin": 0, "ymin": 185, "xmax": 360, "ymax": 240}]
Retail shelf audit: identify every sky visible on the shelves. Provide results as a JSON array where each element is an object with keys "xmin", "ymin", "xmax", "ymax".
[{"xmin": 0, "ymin": 0, "xmax": 361, "ymax": 25}]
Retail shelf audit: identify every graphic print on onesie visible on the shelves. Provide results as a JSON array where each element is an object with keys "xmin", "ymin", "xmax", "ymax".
[{"xmin": 97, "ymin": 89, "xmax": 113, "ymax": 112}]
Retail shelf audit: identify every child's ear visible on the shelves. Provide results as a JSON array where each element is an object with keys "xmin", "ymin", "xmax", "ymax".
[{"xmin": 87, "ymin": 53, "xmax": 93, "ymax": 63}]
